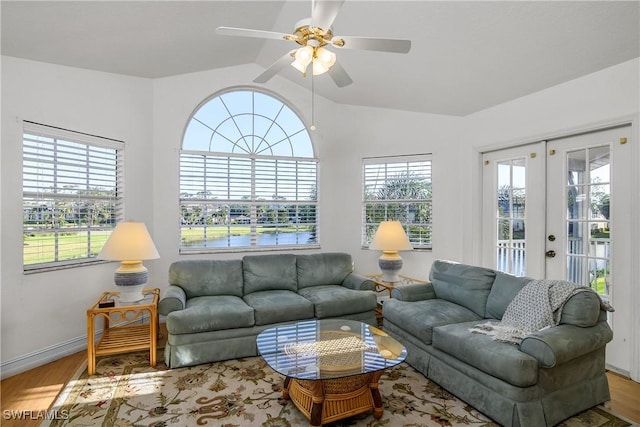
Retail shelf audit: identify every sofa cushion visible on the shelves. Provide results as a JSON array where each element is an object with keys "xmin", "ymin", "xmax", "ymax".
[
  {"xmin": 559, "ymin": 290, "xmax": 601, "ymax": 327},
  {"xmin": 297, "ymin": 285, "xmax": 376, "ymax": 318},
  {"xmin": 243, "ymin": 290, "xmax": 314, "ymax": 325},
  {"xmin": 383, "ymin": 298, "xmax": 481, "ymax": 345},
  {"xmin": 432, "ymin": 321, "xmax": 539, "ymax": 387},
  {"xmin": 297, "ymin": 253, "xmax": 353, "ymax": 289},
  {"xmin": 166, "ymin": 295, "xmax": 254, "ymax": 334},
  {"xmin": 243, "ymin": 254, "xmax": 298, "ymax": 294},
  {"xmin": 429, "ymin": 260, "xmax": 496, "ymax": 317},
  {"xmin": 169, "ymin": 260, "xmax": 244, "ymax": 299},
  {"xmin": 485, "ymin": 272, "xmax": 532, "ymax": 319}
]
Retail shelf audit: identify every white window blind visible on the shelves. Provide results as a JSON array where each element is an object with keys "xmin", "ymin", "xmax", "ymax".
[
  {"xmin": 363, "ymin": 155, "xmax": 432, "ymax": 249},
  {"xmin": 22, "ymin": 122, "xmax": 124, "ymax": 270},
  {"xmin": 180, "ymin": 153, "xmax": 318, "ymax": 249}
]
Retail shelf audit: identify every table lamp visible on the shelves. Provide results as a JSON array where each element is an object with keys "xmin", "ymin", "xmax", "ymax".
[
  {"xmin": 370, "ymin": 220, "xmax": 413, "ymax": 283},
  {"xmin": 98, "ymin": 221, "xmax": 160, "ymax": 302}
]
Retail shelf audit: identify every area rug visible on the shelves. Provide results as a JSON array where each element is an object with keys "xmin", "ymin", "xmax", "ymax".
[{"xmin": 43, "ymin": 350, "xmax": 631, "ymax": 427}]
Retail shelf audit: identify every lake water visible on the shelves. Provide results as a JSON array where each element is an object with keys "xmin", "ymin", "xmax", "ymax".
[{"xmin": 184, "ymin": 231, "xmax": 314, "ymax": 247}]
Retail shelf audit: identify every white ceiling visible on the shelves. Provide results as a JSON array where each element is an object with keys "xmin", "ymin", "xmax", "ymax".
[{"xmin": 2, "ymin": 1, "xmax": 639, "ymax": 116}]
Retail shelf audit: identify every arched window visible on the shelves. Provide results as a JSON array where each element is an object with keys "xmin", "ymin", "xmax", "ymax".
[{"xmin": 180, "ymin": 89, "xmax": 318, "ymax": 251}]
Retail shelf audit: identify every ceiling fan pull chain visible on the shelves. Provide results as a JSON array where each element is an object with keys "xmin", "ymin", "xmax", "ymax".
[{"xmin": 310, "ymin": 73, "xmax": 316, "ymax": 131}]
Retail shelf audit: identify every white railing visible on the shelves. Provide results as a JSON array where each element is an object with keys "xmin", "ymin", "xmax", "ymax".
[
  {"xmin": 567, "ymin": 238, "xmax": 610, "ymax": 291},
  {"xmin": 497, "ymin": 240, "xmax": 526, "ymax": 276},
  {"xmin": 497, "ymin": 238, "xmax": 611, "ymax": 291}
]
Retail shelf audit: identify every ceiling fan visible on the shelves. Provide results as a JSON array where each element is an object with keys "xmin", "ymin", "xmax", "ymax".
[{"xmin": 216, "ymin": 0, "xmax": 411, "ymax": 88}]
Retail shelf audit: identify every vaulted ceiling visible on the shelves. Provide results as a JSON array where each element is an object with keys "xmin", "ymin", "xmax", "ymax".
[{"xmin": 2, "ymin": 1, "xmax": 639, "ymax": 116}]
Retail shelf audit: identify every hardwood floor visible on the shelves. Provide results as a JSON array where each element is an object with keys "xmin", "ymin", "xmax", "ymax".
[{"xmin": 2, "ymin": 324, "xmax": 639, "ymax": 426}]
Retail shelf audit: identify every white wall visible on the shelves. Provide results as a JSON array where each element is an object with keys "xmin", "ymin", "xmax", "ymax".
[
  {"xmin": 0, "ymin": 57, "xmax": 154, "ymax": 377},
  {"xmin": 316, "ymin": 104, "xmax": 462, "ymax": 277}
]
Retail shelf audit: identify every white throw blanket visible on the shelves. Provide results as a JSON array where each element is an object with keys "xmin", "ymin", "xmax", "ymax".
[{"xmin": 470, "ymin": 279, "xmax": 612, "ymax": 345}]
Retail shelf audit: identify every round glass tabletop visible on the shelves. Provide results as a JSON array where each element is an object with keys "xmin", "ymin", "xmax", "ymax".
[{"xmin": 256, "ymin": 318, "xmax": 407, "ymax": 380}]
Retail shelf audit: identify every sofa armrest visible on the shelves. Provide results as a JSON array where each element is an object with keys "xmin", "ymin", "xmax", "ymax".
[
  {"xmin": 519, "ymin": 321, "xmax": 613, "ymax": 368},
  {"xmin": 158, "ymin": 285, "xmax": 187, "ymax": 316},
  {"xmin": 341, "ymin": 273, "xmax": 376, "ymax": 291},
  {"xmin": 391, "ymin": 282, "xmax": 436, "ymax": 301}
]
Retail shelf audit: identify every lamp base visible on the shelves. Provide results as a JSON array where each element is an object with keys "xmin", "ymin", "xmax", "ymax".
[
  {"xmin": 116, "ymin": 284, "xmax": 146, "ymax": 302},
  {"xmin": 378, "ymin": 251, "xmax": 403, "ymax": 283},
  {"xmin": 114, "ymin": 261, "xmax": 148, "ymax": 302}
]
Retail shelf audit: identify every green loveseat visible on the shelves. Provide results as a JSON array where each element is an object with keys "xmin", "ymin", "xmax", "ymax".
[
  {"xmin": 383, "ymin": 260, "xmax": 612, "ymax": 427},
  {"xmin": 158, "ymin": 252, "xmax": 377, "ymax": 368}
]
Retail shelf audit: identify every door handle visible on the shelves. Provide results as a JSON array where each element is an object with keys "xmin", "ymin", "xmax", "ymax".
[{"xmin": 545, "ymin": 250, "xmax": 556, "ymax": 258}]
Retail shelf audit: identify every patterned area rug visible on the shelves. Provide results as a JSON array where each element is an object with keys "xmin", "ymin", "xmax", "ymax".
[{"xmin": 43, "ymin": 350, "xmax": 631, "ymax": 427}]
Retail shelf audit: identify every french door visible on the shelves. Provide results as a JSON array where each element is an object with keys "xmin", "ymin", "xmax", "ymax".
[{"xmin": 482, "ymin": 124, "xmax": 635, "ymax": 378}]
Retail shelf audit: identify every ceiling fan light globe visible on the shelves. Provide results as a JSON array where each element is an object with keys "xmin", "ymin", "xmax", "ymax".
[
  {"xmin": 315, "ymin": 47, "xmax": 336, "ymax": 68},
  {"xmin": 291, "ymin": 46, "xmax": 314, "ymax": 74},
  {"xmin": 291, "ymin": 59, "xmax": 309, "ymax": 74},
  {"xmin": 312, "ymin": 59, "xmax": 330, "ymax": 75},
  {"xmin": 295, "ymin": 46, "xmax": 314, "ymax": 65}
]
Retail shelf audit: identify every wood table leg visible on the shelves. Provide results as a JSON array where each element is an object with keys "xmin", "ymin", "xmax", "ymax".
[
  {"xmin": 308, "ymin": 380, "xmax": 325, "ymax": 427},
  {"xmin": 370, "ymin": 371, "xmax": 384, "ymax": 419},
  {"xmin": 149, "ymin": 306, "xmax": 157, "ymax": 367},
  {"xmin": 282, "ymin": 376, "xmax": 291, "ymax": 400},
  {"xmin": 86, "ymin": 313, "xmax": 95, "ymax": 375}
]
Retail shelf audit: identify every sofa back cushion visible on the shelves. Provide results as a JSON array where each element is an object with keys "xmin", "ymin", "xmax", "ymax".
[
  {"xmin": 429, "ymin": 260, "xmax": 496, "ymax": 317},
  {"xmin": 297, "ymin": 252, "xmax": 353, "ymax": 289},
  {"xmin": 169, "ymin": 260, "xmax": 244, "ymax": 299},
  {"xmin": 485, "ymin": 272, "xmax": 532, "ymax": 319},
  {"xmin": 243, "ymin": 254, "xmax": 298, "ymax": 294}
]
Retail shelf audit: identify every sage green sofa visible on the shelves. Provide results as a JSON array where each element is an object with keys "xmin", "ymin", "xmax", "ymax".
[
  {"xmin": 383, "ymin": 260, "xmax": 613, "ymax": 427},
  {"xmin": 158, "ymin": 252, "xmax": 377, "ymax": 368}
]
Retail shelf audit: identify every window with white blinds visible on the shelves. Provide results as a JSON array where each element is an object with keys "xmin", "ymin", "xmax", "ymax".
[
  {"xmin": 180, "ymin": 89, "xmax": 318, "ymax": 251},
  {"xmin": 22, "ymin": 122, "xmax": 124, "ymax": 270},
  {"xmin": 363, "ymin": 155, "xmax": 432, "ymax": 249}
]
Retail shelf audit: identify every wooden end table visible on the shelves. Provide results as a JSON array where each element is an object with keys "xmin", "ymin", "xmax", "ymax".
[
  {"xmin": 86, "ymin": 288, "xmax": 159, "ymax": 375},
  {"xmin": 366, "ymin": 274, "xmax": 429, "ymax": 327}
]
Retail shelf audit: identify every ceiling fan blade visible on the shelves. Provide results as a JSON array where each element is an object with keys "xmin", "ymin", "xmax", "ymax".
[
  {"xmin": 311, "ymin": 0, "xmax": 345, "ymax": 31},
  {"xmin": 216, "ymin": 26, "xmax": 295, "ymax": 42},
  {"xmin": 332, "ymin": 36, "xmax": 411, "ymax": 53},
  {"xmin": 328, "ymin": 61, "xmax": 353, "ymax": 88},
  {"xmin": 253, "ymin": 50, "xmax": 296, "ymax": 84}
]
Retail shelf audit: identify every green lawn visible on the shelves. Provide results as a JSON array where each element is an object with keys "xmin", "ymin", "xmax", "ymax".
[
  {"xmin": 592, "ymin": 276, "xmax": 608, "ymax": 295},
  {"xmin": 23, "ymin": 231, "xmax": 110, "ymax": 265}
]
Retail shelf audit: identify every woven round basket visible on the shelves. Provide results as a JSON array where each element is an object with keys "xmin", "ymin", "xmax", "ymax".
[{"xmin": 284, "ymin": 330, "xmax": 371, "ymax": 373}]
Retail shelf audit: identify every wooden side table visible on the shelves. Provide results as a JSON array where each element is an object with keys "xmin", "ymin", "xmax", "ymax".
[
  {"xmin": 366, "ymin": 274, "xmax": 429, "ymax": 327},
  {"xmin": 86, "ymin": 288, "xmax": 159, "ymax": 375}
]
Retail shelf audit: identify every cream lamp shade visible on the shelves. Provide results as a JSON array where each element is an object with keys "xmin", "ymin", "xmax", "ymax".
[
  {"xmin": 98, "ymin": 221, "xmax": 160, "ymax": 302},
  {"xmin": 370, "ymin": 220, "xmax": 413, "ymax": 283}
]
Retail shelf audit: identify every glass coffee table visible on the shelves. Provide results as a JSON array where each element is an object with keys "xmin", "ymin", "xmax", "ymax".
[{"xmin": 257, "ymin": 319, "xmax": 407, "ymax": 427}]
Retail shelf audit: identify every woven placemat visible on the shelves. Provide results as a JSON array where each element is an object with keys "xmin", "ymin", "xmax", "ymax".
[{"xmin": 284, "ymin": 330, "xmax": 375, "ymax": 372}]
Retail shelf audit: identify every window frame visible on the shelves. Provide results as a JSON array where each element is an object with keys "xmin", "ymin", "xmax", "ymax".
[
  {"xmin": 22, "ymin": 121, "xmax": 124, "ymax": 272},
  {"xmin": 362, "ymin": 154, "xmax": 433, "ymax": 250},
  {"xmin": 179, "ymin": 88, "xmax": 319, "ymax": 253}
]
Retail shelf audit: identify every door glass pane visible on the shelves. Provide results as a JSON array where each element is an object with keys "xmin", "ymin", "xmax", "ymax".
[
  {"xmin": 496, "ymin": 159, "xmax": 526, "ymax": 276},
  {"xmin": 565, "ymin": 146, "xmax": 611, "ymax": 297}
]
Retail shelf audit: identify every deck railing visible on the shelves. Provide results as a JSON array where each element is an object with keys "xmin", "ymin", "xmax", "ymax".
[{"xmin": 497, "ymin": 238, "xmax": 611, "ymax": 292}]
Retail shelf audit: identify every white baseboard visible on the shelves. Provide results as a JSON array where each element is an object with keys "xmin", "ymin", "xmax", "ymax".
[
  {"xmin": 1, "ymin": 335, "xmax": 87, "ymax": 380},
  {"xmin": 606, "ymin": 363, "xmax": 630, "ymax": 378},
  {"xmin": 1, "ymin": 317, "xmax": 162, "ymax": 380}
]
